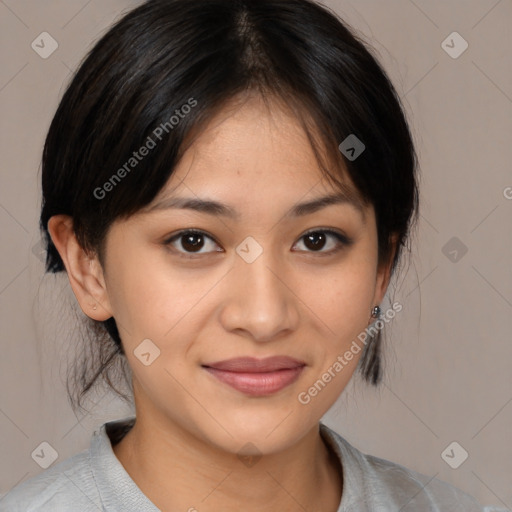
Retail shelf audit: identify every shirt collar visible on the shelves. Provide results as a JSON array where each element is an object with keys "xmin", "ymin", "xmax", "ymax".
[
  {"xmin": 90, "ymin": 416, "xmax": 160, "ymax": 512},
  {"xmin": 319, "ymin": 422, "xmax": 369, "ymax": 511}
]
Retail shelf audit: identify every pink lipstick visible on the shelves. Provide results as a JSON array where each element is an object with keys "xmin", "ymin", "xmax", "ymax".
[{"xmin": 202, "ymin": 356, "xmax": 305, "ymax": 396}]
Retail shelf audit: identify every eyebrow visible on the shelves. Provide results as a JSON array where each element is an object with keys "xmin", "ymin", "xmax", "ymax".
[{"xmin": 145, "ymin": 191, "xmax": 366, "ymax": 222}]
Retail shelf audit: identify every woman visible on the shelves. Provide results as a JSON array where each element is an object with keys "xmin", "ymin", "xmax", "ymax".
[{"xmin": 1, "ymin": 0, "xmax": 507, "ymax": 510}]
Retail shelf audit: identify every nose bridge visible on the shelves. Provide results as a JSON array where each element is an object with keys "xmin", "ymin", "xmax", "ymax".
[{"xmin": 220, "ymin": 236, "xmax": 299, "ymax": 341}]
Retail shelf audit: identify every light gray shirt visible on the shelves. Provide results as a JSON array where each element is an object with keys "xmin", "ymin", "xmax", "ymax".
[{"xmin": 1, "ymin": 416, "xmax": 509, "ymax": 511}]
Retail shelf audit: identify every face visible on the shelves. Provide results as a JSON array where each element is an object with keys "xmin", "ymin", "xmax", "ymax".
[{"xmin": 87, "ymin": 96, "xmax": 391, "ymax": 454}]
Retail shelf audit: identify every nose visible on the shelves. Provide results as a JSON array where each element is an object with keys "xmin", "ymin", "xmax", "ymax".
[{"xmin": 218, "ymin": 245, "xmax": 300, "ymax": 343}]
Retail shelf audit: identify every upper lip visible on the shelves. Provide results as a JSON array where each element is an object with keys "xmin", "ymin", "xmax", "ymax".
[{"xmin": 202, "ymin": 356, "xmax": 306, "ymax": 372}]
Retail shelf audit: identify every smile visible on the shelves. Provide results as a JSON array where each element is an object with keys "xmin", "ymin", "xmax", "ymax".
[{"xmin": 202, "ymin": 356, "xmax": 306, "ymax": 396}]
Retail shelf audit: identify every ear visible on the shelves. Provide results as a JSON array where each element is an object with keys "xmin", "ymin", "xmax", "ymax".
[
  {"xmin": 372, "ymin": 233, "xmax": 399, "ymax": 308},
  {"xmin": 47, "ymin": 215, "xmax": 113, "ymax": 321}
]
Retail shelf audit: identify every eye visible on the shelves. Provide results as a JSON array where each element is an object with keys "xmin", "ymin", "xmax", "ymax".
[
  {"xmin": 164, "ymin": 228, "xmax": 352, "ymax": 260},
  {"xmin": 292, "ymin": 229, "xmax": 352, "ymax": 255},
  {"xmin": 164, "ymin": 229, "xmax": 222, "ymax": 258}
]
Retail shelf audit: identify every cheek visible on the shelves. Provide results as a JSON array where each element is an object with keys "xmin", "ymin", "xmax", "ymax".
[
  {"xmin": 294, "ymin": 259, "xmax": 377, "ymax": 410},
  {"xmin": 102, "ymin": 244, "xmax": 167, "ymax": 340},
  {"xmin": 105, "ymin": 248, "xmax": 224, "ymax": 349},
  {"xmin": 328, "ymin": 272, "xmax": 374, "ymax": 337},
  {"xmin": 298, "ymin": 251, "xmax": 377, "ymax": 345}
]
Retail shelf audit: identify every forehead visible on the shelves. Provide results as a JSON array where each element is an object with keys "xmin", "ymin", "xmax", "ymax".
[{"xmin": 148, "ymin": 95, "xmax": 366, "ymax": 219}]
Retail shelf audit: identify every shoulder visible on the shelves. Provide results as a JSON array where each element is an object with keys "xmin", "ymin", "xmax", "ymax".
[
  {"xmin": 319, "ymin": 423, "xmax": 509, "ymax": 512},
  {"xmin": 361, "ymin": 452, "xmax": 503, "ymax": 511},
  {"xmin": 0, "ymin": 449, "xmax": 102, "ymax": 512}
]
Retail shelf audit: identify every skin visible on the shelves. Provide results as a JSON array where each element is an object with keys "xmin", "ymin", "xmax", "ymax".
[{"xmin": 48, "ymin": 94, "xmax": 396, "ymax": 512}]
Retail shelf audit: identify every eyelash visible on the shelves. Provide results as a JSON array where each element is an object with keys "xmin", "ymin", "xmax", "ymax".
[{"xmin": 163, "ymin": 228, "xmax": 353, "ymax": 260}]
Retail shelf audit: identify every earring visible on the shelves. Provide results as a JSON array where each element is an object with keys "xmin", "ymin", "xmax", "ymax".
[
  {"xmin": 92, "ymin": 304, "xmax": 97, "ymax": 311},
  {"xmin": 371, "ymin": 305, "xmax": 381, "ymax": 318}
]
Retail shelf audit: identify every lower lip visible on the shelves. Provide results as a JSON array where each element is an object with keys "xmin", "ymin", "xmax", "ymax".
[{"xmin": 203, "ymin": 366, "xmax": 305, "ymax": 396}]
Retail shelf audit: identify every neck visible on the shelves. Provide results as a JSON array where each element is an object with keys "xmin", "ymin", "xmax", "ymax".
[{"xmin": 112, "ymin": 414, "xmax": 342, "ymax": 512}]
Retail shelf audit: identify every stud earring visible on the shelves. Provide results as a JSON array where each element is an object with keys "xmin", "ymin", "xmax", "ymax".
[
  {"xmin": 92, "ymin": 304, "xmax": 97, "ymax": 311},
  {"xmin": 371, "ymin": 305, "xmax": 381, "ymax": 318}
]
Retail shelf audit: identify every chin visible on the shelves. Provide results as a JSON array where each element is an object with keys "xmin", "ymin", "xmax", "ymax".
[{"xmin": 195, "ymin": 410, "xmax": 315, "ymax": 457}]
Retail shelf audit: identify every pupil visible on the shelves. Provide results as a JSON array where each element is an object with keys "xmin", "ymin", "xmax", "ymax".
[
  {"xmin": 182, "ymin": 233, "xmax": 203, "ymax": 252},
  {"xmin": 304, "ymin": 232, "xmax": 326, "ymax": 251}
]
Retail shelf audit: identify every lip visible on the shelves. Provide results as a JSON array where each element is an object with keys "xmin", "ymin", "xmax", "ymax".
[{"xmin": 202, "ymin": 356, "xmax": 306, "ymax": 396}]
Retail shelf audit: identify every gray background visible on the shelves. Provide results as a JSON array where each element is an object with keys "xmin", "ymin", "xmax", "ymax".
[{"xmin": 0, "ymin": 0, "xmax": 511, "ymax": 507}]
